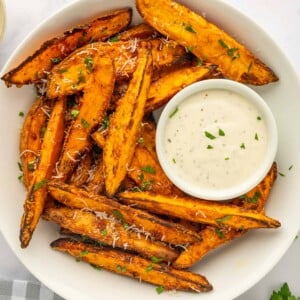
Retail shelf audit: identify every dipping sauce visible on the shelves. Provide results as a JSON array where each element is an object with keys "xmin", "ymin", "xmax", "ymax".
[{"xmin": 163, "ymin": 88, "xmax": 268, "ymax": 193}]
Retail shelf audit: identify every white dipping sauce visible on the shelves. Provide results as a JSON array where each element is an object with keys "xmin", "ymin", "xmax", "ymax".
[{"xmin": 164, "ymin": 89, "xmax": 268, "ymax": 191}]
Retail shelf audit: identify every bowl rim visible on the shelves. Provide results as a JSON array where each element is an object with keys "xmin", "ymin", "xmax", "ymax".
[{"xmin": 155, "ymin": 78, "xmax": 278, "ymax": 200}]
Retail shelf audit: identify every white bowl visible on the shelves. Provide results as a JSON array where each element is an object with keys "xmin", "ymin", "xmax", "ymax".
[
  {"xmin": 1, "ymin": 1, "xmax": 300, "ymax": 300},
  {"xmin": 156, "ymin": 79, "xmax": 278, "ymax": 200}
]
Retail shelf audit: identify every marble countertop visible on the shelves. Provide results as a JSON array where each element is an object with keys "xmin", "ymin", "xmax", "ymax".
[{"xmin": 0, "ymin": 1, "xmax": 299, "ymax": 299}]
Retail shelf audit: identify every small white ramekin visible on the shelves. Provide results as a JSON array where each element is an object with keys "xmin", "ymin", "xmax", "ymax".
[{"xmin": 156, "ymin": 79, "xmax": 278, "ymax": 201}]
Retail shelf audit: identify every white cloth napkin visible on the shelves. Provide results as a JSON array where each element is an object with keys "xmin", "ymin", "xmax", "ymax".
[{"xmin": 0, "ymin": 280, "xmax": 64, "ymax": 300}]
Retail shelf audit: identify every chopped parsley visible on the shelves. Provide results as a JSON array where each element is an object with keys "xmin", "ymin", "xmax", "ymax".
[
  {"xmin": 255, "ymin": 133, "xmax": 259, "ymax": 140},
  {"xmin": 33, "ymin": 179, "xmax": 48, "ymax": 191},
  {"xmin": 100, "ymin": 115, "xmax": 110, "ymax": 130},
  {"xmin": 257, "ymin": 116, "xmax": 262, "ymax": 121},
  {"xmin": 207, "ymin": 145, "xmax": 214, "ymax": 149},
  {"xmin": 218, "ymin": 128, "xmax": 225, "ymax": 136},
  {"xmin": 151, "ymin": 256, "xmax": 163, "ymax": 263},
  {"xmin": 19, "ymin": 111, "xmax": 24, "ymax": 117},
  {"xmin": 79, "ymin": 250, "xmax": 89, "ymax": 257},
  {"xmin": 218, "ymin": 39, "xmax": 240, "ymax": 59},
  {"xmin": 270, "ymin": 282, "xmax": 300, "ymax": 300},
  {"xmin": 156, "ymin": 286, "xmax": 164, "ymax": 294},
  {"xmin": 216, "ymin": 215, "xmax": 232, "ymax": 224},
  {"xmin": 51, "ymin": 57, "xmax": 62, "ymax": 64},
  {"xmin": 81, "ymin": 118, "xmax": 89, "ymax": 128},
  {"xmin": 116, "ymin": 265, "xmax": 127, "ymax": 272},
  {"xmin": 240, "ymin": 143, "xmax": 246, "ymax": 149},
  {"xmin": 101, "ymin": 229, "xmax": 108, "ymax": 236},
  {"xmin": 108, "ymin": 36, "xmax": 120, "ymax": 42},
  {"xmin": 169, "ymin": 107, "xmax": 179, "ymax": 118},
  {"xmin": 59, "ymin": 68, "xmax": 68, "ymax": 73},
  {"xmin": 84, "ymin": 55, "xmax": 94, "ymax": 72},
  {"xmin": 172, "ymin": 158, "xmax": 176, "ymax": 164},
  {"xmin": 197, "ymin": 58, "xmax": 203, "ymax": 66},
  {"xmin": 90, "ymin": 264, "xmax": 102, "ymax": 270},
  {"xmin": 205, "ymin": 131, "xmax": 216, "ymax": 140},
  {"xmin": 185, "ymin": 25, "xmax": 196, "ymax": 33},
  {"xmin": 27, "ymin": 163, "xmax": 35, "ymax": 171},
  {"xmin": 141, "ymin": 165, "xmax": 156, "ymax": 174},
  {"xmin": 71, "ymin": 109, "xmax": 80, "ymax": 118},
  {"xmin": 215, "ymin": 228, "xmax": 225, "ymax": 239},
  {"xmin": 278, "ymin": 172, "xmax": 285, "ymax": 177},
  {"xmin": 17, "ymin": 162, "xmax": 23, "ymax": 172},
  {"xmin": 137, "ymin": 137, "xmax": 144, "ymax": 144},
  {"xmin": 77, "ymin": 69, "xmax": 86, "ymax": 84},
  {"xmin": 239, "ymin": 191, "xmax": 261, "ymax": 204},
  {"xmin": 186, "ymin": 46, "xmax": 193, "ymax": 53},
  {"xmin": 248, "ymin": 61, "xmax": 253, "ymax": 72},
  {"xmin": 289, "ymin": 165, "xmax": 293, "ymax": 171},
  {"xmin": 40, "ymin": 126, "xmax": 46, "ymax": 137},
  {"xmin": 224, "ymin": 157, "xmax": 230, "ymax": 160}
]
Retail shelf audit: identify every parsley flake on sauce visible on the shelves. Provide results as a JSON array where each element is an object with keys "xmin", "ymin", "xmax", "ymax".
[
  {"xmin": 218, "ymin": 128, "xmax": 225, "ymax": 136},
  {"xmin": 205, "ymin": 131, "xmax": 216, "ymax": 140},
  {"xmin": 169, "ymin": 107, "xmax": 179, "ymax": 118}
]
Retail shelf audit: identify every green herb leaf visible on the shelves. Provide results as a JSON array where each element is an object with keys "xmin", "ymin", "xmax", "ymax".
[
  {"xmin": 224, "ymin": 157, "xmax": 230, "ymax": 160},
  {"xmin": 140, "ymin": 180, "xmax": 153, "ymax": 191},
  {"xmin": 172, "ymin": 158, "xmax": 176, "ymax": 164},
  {"xmin": 146, "ymin": 262, "xmax": 153, "ymax": 273},
  {"xmin": 27, "ymin": 163, "xmax": 35, "ymax": 171},
  {"xmin": 278, "ymin": 172, "xmax": 285, "ymax": 177},
  {"xmin": 19, "ymin": 111, "xmax": 24, "ymax": 117},
  {"xmin": 116, "ymin": 265, "xmax": 126, "ymax": 272},
  {"xmin": 137, "ymin": 137, "xmax": 144, "ymax": 144},
  {"xmin": 84, "ymin": 55, "xmax": 94, "ymax": 72},
  {"xmin": 100, "ymin": 115, "xmax": 110, "ymax": 130},
  {"xmin": 169, "ymin": 107, "xmax": 179, "ymax": 118},
  {"xmin": 108, "ymin": 36, "xmax": 120, "ymax": 42},
  {"xmin": 186, "ymin": 46, "xmax": 193, "ymax": 53},
  {"xmin": 205, "ymin": 131, "xmax": 216, "ymax": 140},
  {"xmin": 218, "ymin": 39, "xmax": 229, "ymax": 49},
  {"xmin": 270, "ymin": 282, "xmax": 300, "ymax": 300},
  {"xmin": 101, "ymin": 229, "xmax": 108, "ymax": 236},
  {"xmin": 240, "ymin": 191, "xmax": 261, "ymax": 204},
  {"xmin": 185, "ymin": 25, "xmax": 196, "ymax": 33},
  {"xmin": 197, "ymin": 58, "xmax": 203, "ymax": 66},
  {"xmin": 156, "ymin": 285, "xmax": 164, "ymax": 294},
  {"xmin": 79, "ymin": 250, "xmax": 89, "ymax": 257},
  {"xmin": 257, "ymin": 116, "xmax": 262, "ymax": 121},
  {"xmin": 216, "ymin": 215, "xmax": 232, "ymax": 224},
  {"xmin": 17, "ymin": 162, "xmax": 23, "ymax": 172},
  {"xmin": 112, "ymin": 209, "xmax": 125, "ymax": 222},
  {"xmin": 51, "ymin": 57, "xmax": 62, "ymax": 64},
  {"xmin": 207, "ymin": 145, "xmax": 214, "ymax": 149},
  {"xmin": 81, "ymin": 118, "xmax": 89, "ymax": 129},
  {"xmin": 71, "ymin": 109, "xmax": 80, "ymax": 118},
  {"xmin": 151, "ymin": 256, "xmax": 163, "ymax": 263},
  {"xmin": 255, "ymin": 133, "xmax": 259, "ymax": 140},
  {"xmin": 215, "ymin": 228, "xmax": 225, "ymax": 239},
  {"xmin": 90, "ymin": 264, "xmax": 102, "ymax": 270},
  {"xmin": 33, "ymin": 179, "xmax": 48, "ymax": 191},
  {"xmin": 141, "ymin": 165, "xmax": 156, "ymax": 174},
  {"xmin": 289, "ymin": 165, "xmax": 293, "ymax": 171},
  {"xmin": 240, "ymin": 143, "xmax": 246, "ymax": 149},
  {"xmin": 40, "ymin": 126, "xmax": 46, "ymax": 137},
  {"xmin": 59, "ymin": 68, "xmax": 68, "ymax": 73},
  {"xmin": 218, "ymin": 128, "xmax": 225, "ymax": 136}
]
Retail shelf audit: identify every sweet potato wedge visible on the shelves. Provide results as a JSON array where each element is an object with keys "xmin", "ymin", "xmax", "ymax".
[
  {"xmin": 69, "ymin": 152, "xmax": 92, "ymax": 187},
  {"xmin": 20, "ymin": 96, "xmax": 66, "ymax": 248},
  {"xmin": 47, "ymin": 39, "xmax": 186, "ymax": 98},
  {"xmin": 85, "ymin": 156, "xmax": 105, "ymax": 194},
  {"xmin": 48, "ymin": 181, "xmax": 200, "ymax": 245},
  {"xmin": 103, "ymin": 43, "xmax": 152, "ymax": 196},
  {"xmin": 173, "ymin": 163, "xmax": 278, "ymax": 268},
  {"xmin": 2, "ymin": 8, "xmax": 132, "ymax": 87},
  {"xmin": 54, "ymin": 51, "xmax": 115, "ymax": 181},
  {"xmin": 51, "ymin": 238, "xmax": 212, "ymax": 292},
  {"xmin": 44, "ymin": 206, "xmax": 178, "ymax": 262},
  {"xmin": 115, "ymin": 23, "xmax": 159, "ymax": 41},
  {"xmin": 19, "ymin": 96, "xmax": 49, "ymax": 188},
  {"xmin": 136, "ymin": 0, "xmax": 278, "ymax": 85},
  {"xmin": 145, "ymin": 64, "xmax": 213, "ymax": 112},
  {"xmin": 128, "ymin": 145, "xmax": 174, "ymax": 195},
  {"xmin": 118, "ymin": 191, "xmax": 281, "ymax": 230}
]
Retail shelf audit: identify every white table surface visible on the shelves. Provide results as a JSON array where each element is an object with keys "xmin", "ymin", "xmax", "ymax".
[{"xmin": 0, "ymin": 1, "xmax": 299, "ymax": 299}]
